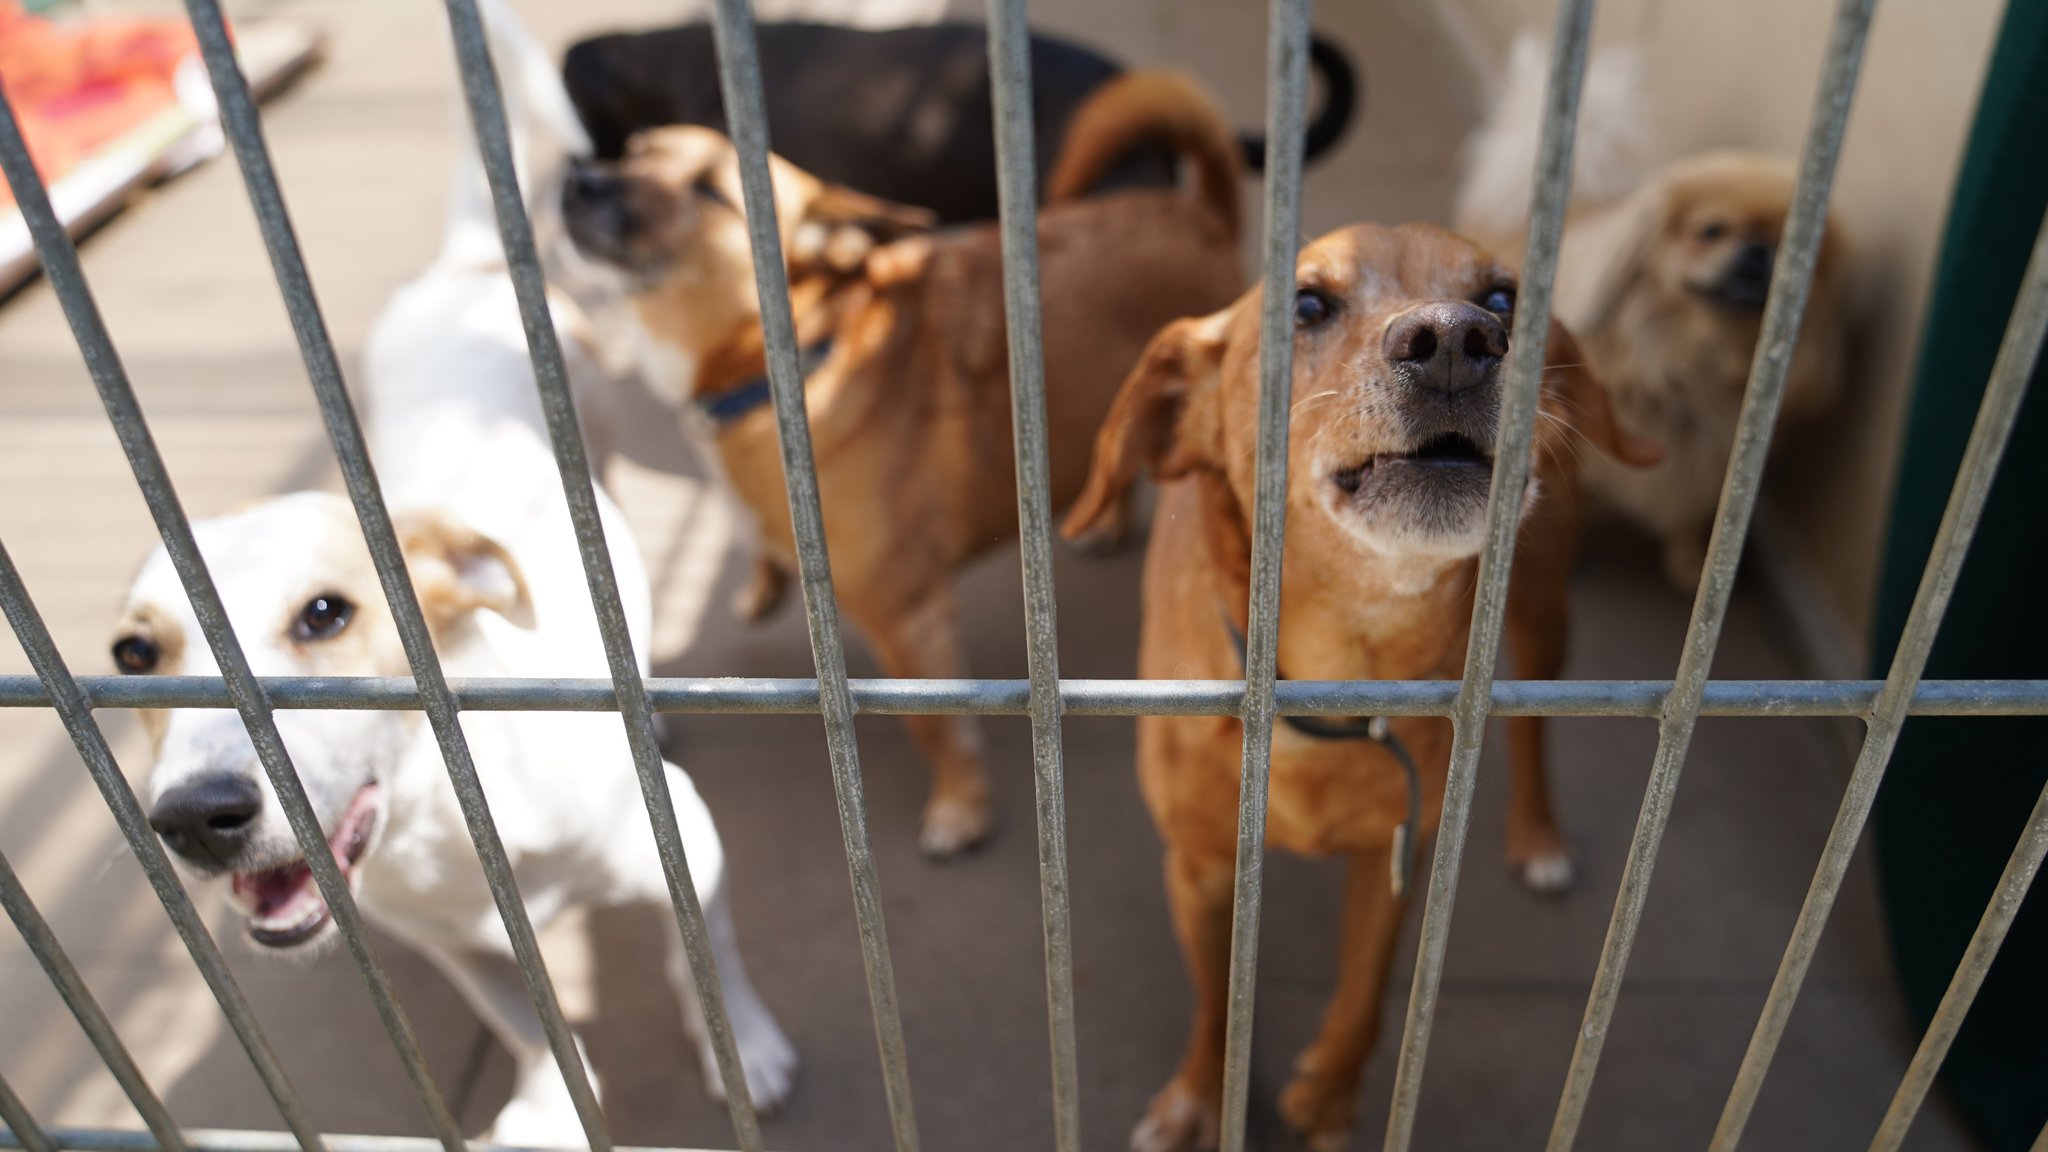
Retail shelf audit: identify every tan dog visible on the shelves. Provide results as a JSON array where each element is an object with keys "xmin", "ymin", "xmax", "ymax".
[
  {"xmin": 1062, "ymin": 223, "xmax": 1657, "ymax": 1152},
  {"xmin": 1456, "ymin": 37, "xmax": 1849, "ymax": 589},
  {"xmin": 563, "ymin": 73, "xmax": 1247, "ymax": 855}
]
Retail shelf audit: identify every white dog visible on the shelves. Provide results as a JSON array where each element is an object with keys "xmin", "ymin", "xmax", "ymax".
[{"xmin": 111, "ymin": 1, "xmax": 794, "ymax": 1142}]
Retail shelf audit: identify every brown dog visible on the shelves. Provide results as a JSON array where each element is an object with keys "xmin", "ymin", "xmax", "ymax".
[
  {"xmin": 563, "ymin": 73, "xmax": 1247, "ymax": 854},
  {"xmin": 1062, "ymin": 222, "xmax": 1657, "ymax": 1151}
]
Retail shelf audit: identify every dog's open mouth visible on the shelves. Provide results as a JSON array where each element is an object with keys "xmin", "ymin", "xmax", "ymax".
[
  {"xmin": 230, "ymin": 783, "xmax": 380, "ymax": 948},
  {"xmin": 1331, "ymin": 432, "xmax": 1493, "ymax": 496}
]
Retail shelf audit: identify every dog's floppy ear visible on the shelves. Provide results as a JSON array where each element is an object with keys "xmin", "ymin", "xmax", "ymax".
[
  {"xmin": 395, "ymin": 510, "xmax": 535, "ymax": 632},
  {"xmin": 1062, "ymin": 308, "xmax": 1233, "ymax": 545},
  {"xmin": 1563, "ymin": 178, "xmax": 1672, "ymax": 335},
  {"xmin": 1542, "ymin": 319, "xmax": 1662, "ymax": 469},
  {"xmin": 793, "ymin": 185, "xmax": 938, "ymax": 274}
]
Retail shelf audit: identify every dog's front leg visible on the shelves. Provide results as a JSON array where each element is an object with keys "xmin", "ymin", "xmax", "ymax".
[
  {"xmin": 415, "ymin": 940, "xmax": 599, "ymax": 1148},
  {"xmin": 1133, "ymin": 846, "xmax": 1233, "ymax": 1152},
  {"xmin": 1504, "ymin": 549, "xmax": 1577, "ymax": 894},
  {"xmin": 1279, "ymin": 846, "xmax": 1407, "ymax": 1152},
  {"xmin": 859, "ymin": 589, "xmax": 992, "ymax": 857}
]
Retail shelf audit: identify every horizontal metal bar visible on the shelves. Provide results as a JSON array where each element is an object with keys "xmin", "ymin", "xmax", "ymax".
[
  {"xmin": 15, "ymin": 675, "xmax": 2047, "ymax": 717},
  {"xmin": 0, "ymin": 1132, "xmax": 740, "ymax": 1152},
  {"xmin": 0, "ymin": 851, "xmax": 188, "ymax": 1152},
  {"xmin": 178, "ymin": 0, "xmax": 607, "ymax": 1141}
]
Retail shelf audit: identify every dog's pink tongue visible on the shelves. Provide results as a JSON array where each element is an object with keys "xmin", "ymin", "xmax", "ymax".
[{"xmin": 234, "ymin": 863, "xmax": 314, "ymax": 917}]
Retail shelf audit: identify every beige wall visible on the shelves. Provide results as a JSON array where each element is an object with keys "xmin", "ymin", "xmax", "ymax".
[{"xmin": 1446, "ymin": 0, "xmax": 2003, "ymax": 667}]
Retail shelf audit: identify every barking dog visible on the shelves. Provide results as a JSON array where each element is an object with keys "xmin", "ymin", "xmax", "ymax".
[
  {"xmin": 1063, "ymin": 223, "xmax": 1656, "ymax": 1151},
  {"xmin": 562, "ymin": 72, "xmax": 1248, "ymax": 857},
  {"xmin": 561, "ymin": 20, "xmax": 1358, "ymax": 225},
  {"xmin": 1455, "ymin": 34, "xmax": 1850, "ymax": 590},
  {"xmin": 115, "ymin": 2, "xmax": 792, "ymax": 1142}
]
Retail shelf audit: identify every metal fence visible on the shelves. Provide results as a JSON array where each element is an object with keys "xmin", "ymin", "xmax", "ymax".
[{"xmin": 0, "ymin": 0, "xmax": 2044, "ymax": 1149}]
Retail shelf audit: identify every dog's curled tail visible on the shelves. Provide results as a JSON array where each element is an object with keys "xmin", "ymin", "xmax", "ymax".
[
  {"xmin": 439, "ymin": 0, "xmax": 593, "ymax": 267},
  {"xmin": 1046, "ymin": 71, "xmax": 1242, "ymax": 238},
  {"xmin": 1451, "ymin": 31, "xmax": 1651, "ymax": 242}
]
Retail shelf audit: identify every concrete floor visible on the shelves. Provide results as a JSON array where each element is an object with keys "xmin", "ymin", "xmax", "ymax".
[{"xmin": 0, "ymin": 0, "xmax": 1975, "ymax": 1149}]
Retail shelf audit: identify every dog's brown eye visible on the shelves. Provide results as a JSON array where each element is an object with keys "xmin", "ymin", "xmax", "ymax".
[
  {"xmin": 112, "ymin": 635, "xmax": 159, "ymax": 674},
  {"xmin": 292, "ymin": 594, "xmax": 355, "ymax": 642},
  {"xmin": 1480, "ymin": 286, "xmax": 1516, "ymax": 318},
  {"xmin": 1295, "ymin": 289, "xmax": 1334, "ymax": 328},
  {"xmin": 1697, "ymin": 221, "xmax": 1729, "ymax": 242}
]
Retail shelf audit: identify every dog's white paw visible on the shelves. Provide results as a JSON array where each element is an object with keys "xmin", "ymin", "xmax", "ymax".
[
  {"xmin": 1130, "ymin": 1080, "xmax": 1219, "ymax": 1152},
  {"xmin": 486, "ymin": 1095, "xmax": 591, "ymax": 1151},
  {"xmin": 918, "ymin": 795, "xmax": 991, "ymax": 858},
  {"xmin": 699, "ymin": 1005, "xmax": 799, "ymax": 1114},
  {"xmin": 1518, "ymin": 850, "xmax": 1576, "ymax": 895}
]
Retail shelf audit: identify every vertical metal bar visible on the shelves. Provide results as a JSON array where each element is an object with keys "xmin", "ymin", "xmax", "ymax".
[
  {"xmin": 982, "ymin": 2, "xmax": 1081, "ymax": 1149},
  {"xmin": 699, "ymin": 3, "xmax": 920, "ymax": 1148},
  {"xmin": 1381, "ymin": 3, "xmax": 1594, "ymax": 1148},
  {"xmin": 1215, "ymin": 3, "xmax": 1309, "ymax": 1149},
  {"xmin": 0, "ymin": 1065, "xmax": 57, "ymax": 1152},
  {"xmin": 436, "ymin": 2, "xmax": 765, "ymax": 1146},
  {"xmin": 1545, "ymin": 3, "xmax": 1878, "ymax": 1146},
  {"xmin": 1717, "ymin": 207, "xmax": 2048, "ymax": 1151},
  {"xmin": 0, "ymin": 541, "xmax": 322, "ymax": 1152},
  {"xmin": 1867, "ymin": 772, "xmax": 2048, "ymax": 1152},
  {"xmin": 178, "ymin": 1, "xmax": 609, "ymax": 1143},
  {"xmin": 0, "ymin": 72, "xmax": 465, "ymax": 1152},
  {"xmin": 0, "ymin": 851, "xmax": 188, "ymax": 1152}
]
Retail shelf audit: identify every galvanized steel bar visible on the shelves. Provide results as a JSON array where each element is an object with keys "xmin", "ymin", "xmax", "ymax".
[
  {"xmin": 3, "ymin": 1133, "xmax": 738, "ymax": 1152},
  {"xmin": 699, "ymin": 2, "xmax": 921, "ymax": 1148},
  {"xmin": 1383, "ymin": 3, "xmax": 1594, "ymax": 1148},
  {"xmin": 179, "ymin": 1, "xmax": 609, "ymax": 1142},
  {"xmin": 1547, "ymin": 3, "xmax": 1878, "ymax": 1146},
  {"xmin": 6, "ymin": 676, "xmax": 2048, "ymax": 719},
  {"xmin": 1215, "ymin": 3, "xmax": 1309, "ymax": 1149},
  {"xmin": 0, "ymin": 851, "xmax": 187, "ymax": 1152},
  {"xmin": 0, "ymin": 541, "xmax": 322, "ymax": 1152},
  {"xmin": 1715, "ymin": 202, "xmax": 2048, "ymax": 1152},
  {"xmin": 1867, "ymin": 780, "xmax": 2048, "ymax": 1149},
  {"xmin": 0, "ymin": 70, "xmax": 463, "ymax": 1152},
  {"xmin": 984, "ymin": 1, "xmax": 1082, "ymax": 1148},
  {"xmin": 0, "ymin": 1074, "xmax": 54, "ymax": 1152},
  {"xmin": 438, "ymin": 0, "xmax": 763, "ymax": 1143}
]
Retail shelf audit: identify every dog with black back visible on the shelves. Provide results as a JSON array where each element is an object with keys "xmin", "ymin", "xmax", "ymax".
[{"xmin": 560, "ymin": 20, "xmax": 1357, "ymax": 224}]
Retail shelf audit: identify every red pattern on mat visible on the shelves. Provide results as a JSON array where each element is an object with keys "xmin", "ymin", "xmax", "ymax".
[{"xmin": 0, "ymin": 0, "xmax": 208, "ymax": 207}]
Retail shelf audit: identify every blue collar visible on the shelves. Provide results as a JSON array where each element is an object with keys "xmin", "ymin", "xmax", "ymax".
[{"xmin": 695, "ymin": 338, "xmax": 835, "ymax": 426}]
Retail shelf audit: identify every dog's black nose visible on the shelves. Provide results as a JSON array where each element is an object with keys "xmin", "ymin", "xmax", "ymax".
[
  {"xmin": 150, "ymin": 774, "xmax": 263, "ymax": 868},
  {"xmin": 1383, "ymin": 301, "xmax": 1507, "ymax": 394},
  {"xmin": 1732, "ymin": 240, "xmax": 1775, "ymax": 281},
  {"xmin": 562, "ymin": 161, "xmax": 617, "ymax": 206}
]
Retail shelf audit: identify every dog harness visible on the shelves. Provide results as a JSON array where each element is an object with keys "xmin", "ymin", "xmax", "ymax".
[
  {"xmin": 695, "ymin": 338, "xmax": 835, "ymax": 425},
  {"xmin": 1220, "ymin": 608, "xmax": 1423, "ymax": 898}
]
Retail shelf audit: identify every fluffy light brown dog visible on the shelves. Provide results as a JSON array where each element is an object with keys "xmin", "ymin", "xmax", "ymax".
[
  {"xmin": 1456, "ymin": 39, "xmax": 1849, "ymax": 589},
  {"xmin": 1063, "ymin": 222, "xmax": 1657, "ymax": 1151},
  {"xmin": 563, "ymin": 73, "xmax": 1247, "ymax": 855}
]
